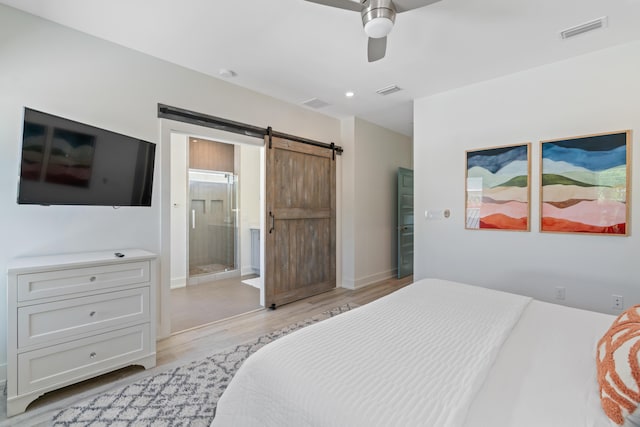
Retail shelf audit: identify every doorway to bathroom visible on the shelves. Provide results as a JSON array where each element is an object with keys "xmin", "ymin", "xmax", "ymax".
[{"xmin": 169, "ymin": 134, "xmax": 262, "ymax": 333}]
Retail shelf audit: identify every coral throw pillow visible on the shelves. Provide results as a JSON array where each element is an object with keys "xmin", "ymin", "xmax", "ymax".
[{"xmin": 597, "ymin": 305, "xmax": 640, "ymax": 426}]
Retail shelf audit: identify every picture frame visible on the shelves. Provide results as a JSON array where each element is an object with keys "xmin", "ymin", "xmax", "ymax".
[
  {"xmin": 540, "ymin": 130, "xmax": 631, "ymax": 236},
  {"xmin": 465, "ymin": 143, "xmax": 531, "ymax": 231}
]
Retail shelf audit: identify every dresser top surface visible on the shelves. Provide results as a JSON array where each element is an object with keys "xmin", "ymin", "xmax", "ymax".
[{"xmin": 7, "ymin": 249, "xmax": 156, "ymax": 273}]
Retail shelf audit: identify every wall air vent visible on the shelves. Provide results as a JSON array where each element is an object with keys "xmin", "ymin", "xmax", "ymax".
[
  {"xmin": 376, "ymin": 85, "xmax": 402, "ymax": 96},
  {"xmin": 302, "ymin": 98, "xmax": 330, "ymax": 109},
  {"xmin": 560, "ymin": 16, "xmax": 607, "ymax": 39}
]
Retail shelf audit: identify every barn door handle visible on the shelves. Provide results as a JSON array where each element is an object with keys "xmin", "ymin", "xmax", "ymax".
[{"xmin": 269, "ymin": 211, "xmax": 275, "ymax": 234}]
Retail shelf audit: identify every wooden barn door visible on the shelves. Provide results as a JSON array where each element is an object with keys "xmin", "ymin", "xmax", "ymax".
[{"xmin": 265, "ymin": 135, "xmax": 336, "ymax": 309}]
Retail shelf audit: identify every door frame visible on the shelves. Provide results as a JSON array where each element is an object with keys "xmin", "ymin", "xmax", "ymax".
[{"xmin": 159, "ymin": 119, "xmax": 265, "ymax": 338}]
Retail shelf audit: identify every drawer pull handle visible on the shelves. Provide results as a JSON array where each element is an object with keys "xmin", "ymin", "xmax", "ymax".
[
  {"xmin": 89, "ymin": 311, "xmax": 96, "ymax": 317},
  {"xmin": 89, "ymin": 276, "xmax": 97, "ymax": 282},
  {"xmin": 89, "ymin": 352, "xmax": 97, "ymax": 359}
]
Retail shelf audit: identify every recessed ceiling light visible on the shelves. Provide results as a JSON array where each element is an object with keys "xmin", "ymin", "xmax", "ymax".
[{"xmin": 345, "ymin": 91, "xmax": 355, "ymax": 98}]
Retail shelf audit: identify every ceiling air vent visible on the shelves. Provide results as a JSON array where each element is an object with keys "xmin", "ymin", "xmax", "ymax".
[
  {"xmin": 302, "ymin": 98, "xmax": 330, "ymax": 109},
  {"xmin": 560, "ymin": 16, "xmax": 607, "ymax": 39},
  {"xmin": 376, "ymin": 85, "xmax": 402, "ymax": 96}
]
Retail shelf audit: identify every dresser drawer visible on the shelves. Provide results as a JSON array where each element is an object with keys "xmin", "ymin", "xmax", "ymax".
[
  {"xmin": 17, "ymin": 261, "xmax": 150, "ymax": 301},
  {"xmin": 17, "ymin": 324, "xmax": 151, "ymax": 395},
  {"xmin": 18, "ymin": 287, "xmax": 150, "ymax": 348}
]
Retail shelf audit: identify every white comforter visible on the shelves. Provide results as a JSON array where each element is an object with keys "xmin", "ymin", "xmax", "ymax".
[{"xmin": 212, "ymin": 278, "xmax": 531, "ymax": 427}]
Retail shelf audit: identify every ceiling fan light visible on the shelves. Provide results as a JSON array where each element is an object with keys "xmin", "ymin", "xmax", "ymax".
[{"xmin": 364, "ymin": 17, "xmax": 394, "ymax": 38}]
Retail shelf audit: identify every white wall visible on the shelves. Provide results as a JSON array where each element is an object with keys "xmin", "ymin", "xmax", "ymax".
[
  {"xmin": 414, "ymin": 40, "xmax": 640, "ymax": 315},
  {"xmin": 341, "ymin": 117, "xmax": 413, "ymax": 289},
  {"xmin": 170, "ymin": 133, "xmax": 188, "ymax": 288},
  {"xmin": 0, "ymin": 5, "xmax": 341, "ymax": 378},
  {"xmin": 239, "ymin": 144, "xmax": 261, "ymax": 276},
  {"xmin": 340, "ymin": 119, "xmax": 356, "ymax": 287}
]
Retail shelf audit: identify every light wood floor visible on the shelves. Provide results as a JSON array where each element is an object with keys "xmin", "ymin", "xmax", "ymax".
[
  {"xmin": 159, "ymin": 274, "xmax": 413, "ymax": 366},
  {"xmin": 170, "ymin": 275, "xmax": 261, "ymax": 333},
  {"xmin": 14, "ymin": 275, "xmax": 413, "ymax": 422}
]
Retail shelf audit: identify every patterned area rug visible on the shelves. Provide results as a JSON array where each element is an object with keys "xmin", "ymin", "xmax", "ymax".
[{"xmin": 52, "ymin": 304, "xmax": 357, "ymax": 426}]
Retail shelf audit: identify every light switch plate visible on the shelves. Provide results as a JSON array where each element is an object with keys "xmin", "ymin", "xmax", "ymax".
[{"xmin": 425, "ymin": 209, "xmax": 451, "ymax": 220}]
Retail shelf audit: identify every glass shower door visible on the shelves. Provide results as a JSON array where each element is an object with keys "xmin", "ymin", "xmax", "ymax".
[{"xmin": 188, "ymin": 170, "xmax": 237, "ymax": 278}]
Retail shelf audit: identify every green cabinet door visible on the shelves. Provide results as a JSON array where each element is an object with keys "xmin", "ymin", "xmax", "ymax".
[{"xmin": 397, "ymin": 167, "xmax": 413, "ymax": 278}]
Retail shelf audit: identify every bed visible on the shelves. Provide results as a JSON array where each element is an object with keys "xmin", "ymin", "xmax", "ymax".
[{"xmin": 212, "ymin": 278, "xmax": 636, "ymax": 427}]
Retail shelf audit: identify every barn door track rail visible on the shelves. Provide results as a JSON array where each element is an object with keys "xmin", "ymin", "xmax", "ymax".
[{"xmin": 158, "ymin": 104, "xmax": 343, "ymax": 157}]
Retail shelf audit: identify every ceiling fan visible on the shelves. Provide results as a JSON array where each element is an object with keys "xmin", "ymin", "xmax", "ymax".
[{"xmin": 304, "ymin": 0, "xmax": 442, "ymax": 62}]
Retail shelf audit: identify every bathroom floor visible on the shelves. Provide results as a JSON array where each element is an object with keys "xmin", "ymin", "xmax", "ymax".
[{"xmin": 170, "ymin": 275, "xmax": 261, "ymax": 333}]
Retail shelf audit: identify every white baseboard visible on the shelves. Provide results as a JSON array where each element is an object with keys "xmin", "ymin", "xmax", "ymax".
[
  {"xmin": 341, "ymin": 269, "xmax": 398, "ymax": 290},
  {"xmin": 170, "ymin": 277, "xmax": 186, "ymax": 289}
]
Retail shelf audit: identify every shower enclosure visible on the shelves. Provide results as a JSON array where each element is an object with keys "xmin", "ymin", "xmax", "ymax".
[{"xmin": 188, "ymin": 169, "xmax": 238, "ymax": 280}]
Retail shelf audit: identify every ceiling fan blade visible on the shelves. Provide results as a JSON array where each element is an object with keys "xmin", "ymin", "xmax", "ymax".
[
  {"xmin": 304, "ymin": 0, "xmax": 362, "ymax": 12},
  {"xmin": 393, "ymin": 0, "xmax": 442, "ymax": 13},
  {"xmin": 368, "ymin": 36, "xmax": 387, "ymax": 62}
]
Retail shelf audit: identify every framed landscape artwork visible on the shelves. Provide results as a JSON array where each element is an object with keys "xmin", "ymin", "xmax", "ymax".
[
  {"xmin": 540, "ymin": 131, "xmax": 630, "ymax": 236},
  {"xmin": 465, "ymin": 143, "xmax": 531, "ymax": 231}
]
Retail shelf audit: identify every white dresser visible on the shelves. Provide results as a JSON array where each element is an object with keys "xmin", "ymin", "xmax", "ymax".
[{"xmin": 6, "ymin": 249, "xmax": 157, "ymax": 416}]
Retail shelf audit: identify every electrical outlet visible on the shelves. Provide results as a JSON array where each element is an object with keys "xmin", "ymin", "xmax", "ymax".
[
  {"xmin": 555, "ymin": 286, "xmax": 566, "ymax": 300},
  {"xmin": 612, "ymin": 294, "xmax": 624, "ymax": 310}
]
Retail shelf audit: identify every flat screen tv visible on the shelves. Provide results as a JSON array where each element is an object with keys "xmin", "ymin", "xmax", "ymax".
[{"xmin": 18, "ymin": 108, "xmax": 156, "ymax": 206}]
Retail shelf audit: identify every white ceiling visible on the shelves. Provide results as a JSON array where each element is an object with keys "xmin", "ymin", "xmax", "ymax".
[{"xmin": 2, "ymin": 0, "xmax": 640, "ymax": 136}]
